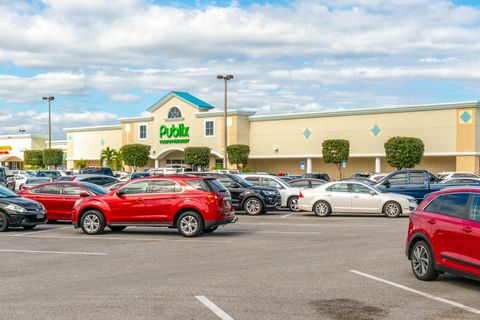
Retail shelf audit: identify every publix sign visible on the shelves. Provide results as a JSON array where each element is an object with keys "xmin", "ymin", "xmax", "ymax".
[{"xmin": 159, "ymin": 124, "xmax": 190, "ymax": 144}]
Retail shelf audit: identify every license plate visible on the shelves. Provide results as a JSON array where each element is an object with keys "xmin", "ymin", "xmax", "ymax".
[{"xmin": 36, "ymin": 214, "xmax": 44, "ymax": 219}]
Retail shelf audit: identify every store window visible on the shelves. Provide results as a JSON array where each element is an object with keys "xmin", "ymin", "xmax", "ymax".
[
  {"xmin": 205, "ymin": 120, "xmax": 214, "ymax": 137},
  {"xmin": 139, "ymin": 124, "xmax": 147, "ymax": 140},
  {"xmin": 167, "ymin": 107, "xmax": 182, "ymax": 119}
]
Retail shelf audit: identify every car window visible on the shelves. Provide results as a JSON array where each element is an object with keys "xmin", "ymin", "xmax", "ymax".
[
  {"xmin": 120, "ymin": 180, "xmax": 150, "ymax": 195},
  {"xmin": 149, "ymin": 180, "xmax": 179, "ymax": 193},
  {"xmin": 311, "ymin": 181, "xmax": 324, "ymax": 187},
  {"xmin": 104, "ymin": 177, "xmax": 117, "ymax": 184},
  {"xmin": 290, "ymin": 180, "xmax": 309, "ymax": 188},
  {"xmin": 31, "ymin": 184, "xmax": 62, "ymax": 194},
  {"xmin": 351, "ymin": 184, "xmax": 372, "ymax": 194},
  {"xmin": 469, "ymin": 194, "xmax": 480, "ymax": 222},
  {"xmin": 85, "ymin": 177, "xmax": 105, "ymax": 185},
  {"xmin": 387, "ymin": 173, "xmax": 407, "ymax": 185},
  {"xmin": 217, "ymin": 176, "xmax": 239, "ymax": 188},
  {"xmin": 326, "ymin": 183, "xmax": 349, "ymax": 193},
  {"xmin": 245, "ymin": 177, "xmax": 261, "ymax": 185},
  {"xmin": 424, "ymin": 195, "xmax": 444, "ymax": 213},
  {"xmin": 63, "ymin": 184, "xmax": 86, "ymax": 196},
  {"xmin": 409, "ymin": 172, "xmax": 425, "ymax": 184},
  {"xmin": 453, "ymin": 173, "xmax": 476, "ymax": 178},
  {"xmin": 262, "ymin": 178, "xmax": 282, "ymax": 189},
  {"xmin": 438, "ymin": 193, "xmax": 469, "ymax": 218}
]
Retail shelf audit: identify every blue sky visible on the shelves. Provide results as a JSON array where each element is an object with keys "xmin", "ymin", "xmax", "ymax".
[{"xmin": 0, "ymin": 0, "xmax": 479, "ymax": 139}]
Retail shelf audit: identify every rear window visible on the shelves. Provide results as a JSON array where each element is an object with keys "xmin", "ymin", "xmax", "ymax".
[
  {"xmin": 424, "ymin": 195, "xmax": 444, "ymax": 213},
  {"xmin": 438, "ymin": 193, "xmax": 469, "ymax": 218},
  {"xmin": 205, "ymin": 179, "xmax": 227, "ymax": 192},
  {"xmin": 78, "ymin": 182, "xmax": 108, "ymax": 195},
  {"xmin": 185, "ymin": 179, "xmax": 211, "ymax": 192}
]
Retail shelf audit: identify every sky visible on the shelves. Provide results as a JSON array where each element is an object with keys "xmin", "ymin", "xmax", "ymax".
[{"xmin": 0, "ymin": 0, "xmax": 479, "ymax": 139}]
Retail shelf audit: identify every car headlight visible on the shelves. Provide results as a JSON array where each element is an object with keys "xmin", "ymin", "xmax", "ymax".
[
  {"xmin": 5, "ymin": 204, "xmax": 27, "ymax": 213},
  {"xmin": 263, "ymin": 191, "xmax": 277, "ymax": 196},
  {"xmin": 408, "ymin": 199, "xmax": 417, "ymax": 204}
]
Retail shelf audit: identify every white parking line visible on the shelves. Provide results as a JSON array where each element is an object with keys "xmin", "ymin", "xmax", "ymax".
[
  {"xmin": 0, "ymin": 249, "xmax": 106, "ymax": 256},
  {"xmin": 14, "ymin": 226, "xmax": 70, "ymax": 237},
  {"xmin": 279, "ymin": 212, "xmax": 297, "ymax": 219},
  {"xmin": 237, "ymin": 222, "xmax": 386, "ymax": 227},
  {"xmin": 0, "ymin": 234, "xmax": 232, "ymax": 243},
  {"xmin": 350, "ymin": 270, "xmax": 480, "ymax": 315},
  {"xmin": 195, "ymin": 296, "xmax": 234, "ymax": 320}
]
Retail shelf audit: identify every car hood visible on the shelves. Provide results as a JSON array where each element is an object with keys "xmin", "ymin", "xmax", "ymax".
[
  {"xmin": 382, "ymin": 192, "xmax": 416, "ymax": 201},
  {"xmin": 0, "ymin": 196, "xmax": 43, "ymax": 209}
]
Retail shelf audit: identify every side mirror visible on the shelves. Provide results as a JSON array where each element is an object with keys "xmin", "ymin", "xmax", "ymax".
[
  {"xmin": 383, "ymin": 181, "xmax": 390, "ymax": 188},
  {"xmin": 369, "ymin": 190, "xmax": 376, "ymax": 196},
  {"xmin": 230, "ymin": 182, "xmax": 240, "ymax": 188},
  {"xmin": 116, "ymin": 190, "xmax": 126, "ymax": 197},
  {"xmin": 79, "ymin": 192, "xmax": 90, "ymax": 198}
]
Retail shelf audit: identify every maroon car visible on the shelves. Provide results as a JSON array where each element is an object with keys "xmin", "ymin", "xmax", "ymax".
[
  {"xmin": 72, "ymin": 176, "xmax": 237, "ymax": 237},
  {"xmin": 18, "ymin": 181, "xmax": 108, "ymax": 221}
]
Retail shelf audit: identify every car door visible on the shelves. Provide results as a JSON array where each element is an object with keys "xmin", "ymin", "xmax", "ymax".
[
  {"xmin": 30, "ymin": 184, "xmax": 63, "ymax": 220},
  {"xmin": 381, "ymin": 172, "xmax": 408, "ymax": 195},
  {"xmin": 324, "ymin": 183, "xmax": 352, "ymax": 212},
  {"xmin": 108, "ymin": 180, "xmax": 149, "ymax": 223},
  {"xmin": 406, "ymin": 172, "xmax": 428, "ymax": 201},
  {"xmin": 143, "ymin": 179, "xmax": 181, "ymax": 223},
  {"xmin": 426, "ymin": 193, "xmax": 470, "ymax": 270},
  {"xmin": 461, "ymin": 193, "xmax": 480, "ymax": 272},
  {"xmin": 350, "ymin": 183, "xmax": 382, "ymax": 213},
  {"xmin": 60, "ymin": 184, "xmax": 90, "ymax": 220},
  {"xmin": 216, "ymin": 175, "xmax": 244, "ymax": 209},
  {"xmin": 260, "ymin": 177, "xmax": 286, "ymax": 204}
]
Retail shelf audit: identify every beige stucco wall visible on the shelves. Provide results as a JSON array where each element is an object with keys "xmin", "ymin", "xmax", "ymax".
[
  {"xmin": 67, "ymin": 128, "xmax": 122, "ymax": 161},
  {"xmin": 248, "ymin": 109, "xmax": 457, "ymax": 157}
]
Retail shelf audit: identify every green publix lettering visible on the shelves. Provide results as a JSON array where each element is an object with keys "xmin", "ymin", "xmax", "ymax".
[{"xmin": 160, "ymin": 124, "xmax": 190, "ymax": 139}]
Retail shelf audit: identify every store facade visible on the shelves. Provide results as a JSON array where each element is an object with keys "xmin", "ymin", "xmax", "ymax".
[{"xmin": 64, "ymin": 91, "xmax": 480, "ymax": 178}]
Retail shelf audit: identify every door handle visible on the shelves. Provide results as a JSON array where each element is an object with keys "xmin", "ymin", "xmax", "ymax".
[
  {"xmin": 427, "ymin": 219, "xmax": 436, "ymax": 225},
  {"xmin": 326, "ymin": 194, "xmax": 332, "ymax": 197},
  {"xmin": 353, "ymin": 196, "xmax": 359, "ymax": 198},
  {"xmin": 462, "ymin": 227, "xmax": 473, "ymax": 233},
  {"xmin": 137, "ymin": 198, "xmax": 145, "ymax": 202},
  {"xmin": 171, "ymin": 195, "xmax": 178, "ymax": 199}
]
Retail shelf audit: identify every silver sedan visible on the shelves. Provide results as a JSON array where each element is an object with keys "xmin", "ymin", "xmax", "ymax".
[{"xmin": 297, "ymin": 181, "xmax": 418, "ymax": 218}]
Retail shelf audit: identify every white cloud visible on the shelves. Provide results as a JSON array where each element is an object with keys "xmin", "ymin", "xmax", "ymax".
[{"xmin": 110, "ymin": 93, "xmax": 140, "ymax": 102}]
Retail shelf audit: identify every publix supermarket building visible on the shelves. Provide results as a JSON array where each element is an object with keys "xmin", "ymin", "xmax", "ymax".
[{"xmin": 64, "ymin": 91, "xmax": 480, "ymax": 178}]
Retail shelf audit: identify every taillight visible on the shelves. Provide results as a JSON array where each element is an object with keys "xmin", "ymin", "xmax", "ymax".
[
  {"xmin": 299, "ymin": 191, "xmax": 304, "ymax": 198},
  {"xmin": 206, "ymin": 193, "xmax": 219, "ymax": 204}
]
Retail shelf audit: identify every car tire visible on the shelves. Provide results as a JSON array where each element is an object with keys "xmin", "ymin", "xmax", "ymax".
[
  {"xmin": 0, "ymin": 212, "xmax": 9, "ymax": 232},
  {"xmin": 383, "ymin": 201, "xmax": 402, "ymax": 218},
  {"xmin": 80, "ymin": 210, "xmax": 106, "ymax": 235},
  {"xmin": 23, "ymin": 225, "xmax": 36, "ymax": 230},
  {"xmin": 243, "ymin": 197, "xmax": 264, "ymax": 215},
  {"xmin": 177, "ymin": 211, "xmax": 203, "ymax": 237},
  {"xmin": 109, "ymin": 226, "xmax": 126, "ymax": 232},
  {"xmin": 288, "ymin": 196, "xmax": 299, "ymax": 212},
  {"xmin": 203, "ymin": 226, "xmax": 218, "ymax": 233},
  {"xmin": 313, "ymin": 201, "xmax": 331, "ymax": 217},
  {"xmin": 47, "ymin": 220, "xmax": 57, "ymax": 224},
  {"xmin": 411, "ymin": 240, "xmax": 439, "ymax": 281}
]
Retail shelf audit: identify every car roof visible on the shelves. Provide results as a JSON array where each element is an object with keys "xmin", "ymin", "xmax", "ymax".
[{"xmin": 74, "ymin": 174, "xmax": 116, "ymax": 178}]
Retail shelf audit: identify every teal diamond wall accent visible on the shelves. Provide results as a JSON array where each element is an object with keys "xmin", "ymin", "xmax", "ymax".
[
  {"xmin": 460, "ymin": 111, "xmax": 472, "ymax": 123},
  {"xmin": 371, "ymin": 124, "xmax": 381, "ymax": 136},
  {"xmin": 100, "ymin": 138, "xmax": 105, "ymax": 146},
  {"xmin": 303, "ymin": 128, "xmax": 311, "ymax": 139}
]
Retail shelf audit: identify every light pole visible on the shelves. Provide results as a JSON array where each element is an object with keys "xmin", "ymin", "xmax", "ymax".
[
  {"xmin": 217, "ymin": 74, "xmax": 234, "ymax": 169},
  {"xmin": 42, "ymin": 96, "xmax": 55, "ymax": 149},
  {"xmin": 18, "ymin": 129, "xmax": 26, "ymax": 135}
]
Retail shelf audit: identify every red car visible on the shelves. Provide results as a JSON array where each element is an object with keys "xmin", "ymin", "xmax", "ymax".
[
  {"xmin": 18, "ymin": 181, "xmax": 108, "ymax": 221},
  {"xmin": 406, "ymin": 187, "xmax": 480, "ymax": 281},
  {"xmin": 72, "ymin": 176, "xmax": 237, "ymax": 237}
]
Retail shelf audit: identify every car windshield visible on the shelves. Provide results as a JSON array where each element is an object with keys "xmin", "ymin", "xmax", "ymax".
[
  {"xmin": 78, "ymin": 182, "xmax": 108, "ymax": 194},
  {"xmin": 0, "ymin": 185, "xmax": 18, "ymax": 198},
  {"xmin": 230, "ymin": 174, "xmax": 254, "ymax": 187},
  {"xmin": 368, "ymin": 184, "xmax": 383, "ymax": 193}
]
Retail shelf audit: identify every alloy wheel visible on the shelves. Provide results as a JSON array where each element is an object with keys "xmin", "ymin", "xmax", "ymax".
[
  {"xmin": 83, "ymin": 214, "xmax": 100, "ymax": 233},
  {"xmin": 245, "ymin": 199, "xmax": 261, "ymax": 215},
  {"xmin": 289, "ymin": 197, "xmax": 299, "ymax": 211},
  {"xmin": 315, "ymin": 202, "xmax": 329, "ymax": 216},
  {"xmin": 412, "ymin": 244, "xmax": 429, "ymax": 277},
  {"xmin": 180, "ymin": 216, "xmax": 198, "ymax": 236},
  {"xmin": 385, "ymin": 203, "xmax": 400, "ymax": 217}
]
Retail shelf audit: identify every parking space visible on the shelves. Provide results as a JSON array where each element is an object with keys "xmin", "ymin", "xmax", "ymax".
[{"xmin": 1, "ymin": 212, "xmax": 480, "ymax": 319}]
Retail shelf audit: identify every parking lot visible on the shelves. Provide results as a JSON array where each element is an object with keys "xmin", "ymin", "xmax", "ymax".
[{"xmin": 1, "ymin": 211, "xmax": 479, "ymax": 320}]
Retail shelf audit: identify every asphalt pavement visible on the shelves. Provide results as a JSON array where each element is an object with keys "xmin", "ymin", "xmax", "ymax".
[{"xmin": 0, "ymin": 211, "xmax": 479, "ymax": 320}]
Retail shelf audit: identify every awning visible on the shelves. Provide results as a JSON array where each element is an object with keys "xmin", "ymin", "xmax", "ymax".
[{"xmin": 0, "ymin": 155, "xmax": 23, "ymax": 162}]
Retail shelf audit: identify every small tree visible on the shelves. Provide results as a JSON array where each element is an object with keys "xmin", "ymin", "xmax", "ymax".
[
  {"xmin": 184, "ymin": 147, "xmax": 211, "ymax": 171},
  {"xmin": 120, "ymin": 144, "xmax": 151, "ymax": 172},
  {"xmin": 227, "ymin": 144, "xmax": 250, "ymax": 170},
  {"xmin": 75, "ymin": 159, "xmax": 88, "ymax": 169},
  {"xmin": 322, "ymin": 139, "xmax": 350, "ymax": 178},
  {"xmin": 43, "ymin": 149, "xmax": 64, "ymax": 167},
  {"xmin": 113, "ymin": 151, "xmax": 124, "ymax": 171},
  {"xmin": 100, "ymin": 146, "xmax": 118, "ymax": 168},
  {"xmin": 384, "ymin": 136, "xmax": 424, "ymax": 170},
  {"xmin": 24, "ymin": 150, "xmax": 44, "ymax": 168}
]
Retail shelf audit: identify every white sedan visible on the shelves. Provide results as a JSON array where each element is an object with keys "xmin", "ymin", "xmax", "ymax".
[{"xmin": 297, "ymin": 181, "xmax": 417, "ymax": 218}]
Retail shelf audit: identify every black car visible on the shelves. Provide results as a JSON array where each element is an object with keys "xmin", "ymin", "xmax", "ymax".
[
  {"xmin": 303, "ymin": 172, "xmax": 331, "ymax": 182},
  {"xmin": 0, "ymin": 186, "xmax": 46, "ymax": 231},
  {"xmin": 81, "ymin": 167, "xmax": 114, "ymax": 177},
  {"xmin": 0, "ymin": 167, "xmax": 15, "ymax": 190},
  {"xmin": 191, "ymin": 172, "xmax": 281, "ymax": 215}
]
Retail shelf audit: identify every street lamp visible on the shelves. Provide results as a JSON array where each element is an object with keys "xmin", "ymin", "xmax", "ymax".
[
  {"xmin": 42, "ymin": 96, "xmax": 55, "ymax": 149},
  {"xmin": 18, "ymin": 129, "xmax": 26, "ymax": 135},
  {"xmin": 217, "ymin": 74, "xmax": 234, "ymax": 169}
]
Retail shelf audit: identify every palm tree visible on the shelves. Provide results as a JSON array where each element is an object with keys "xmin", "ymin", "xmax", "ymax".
[{"xmin": 100, "ymin": 147, "xmax": 117, "ymax": 168}]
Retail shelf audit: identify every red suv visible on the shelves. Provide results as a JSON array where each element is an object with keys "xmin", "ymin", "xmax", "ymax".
[
  {"xmin": 72, "ymin": 176, "xmax": 236, "ymax": 237},
  {"xmin": 406, "ymin": 187, "xmax": 480, "ymax": 281}
]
